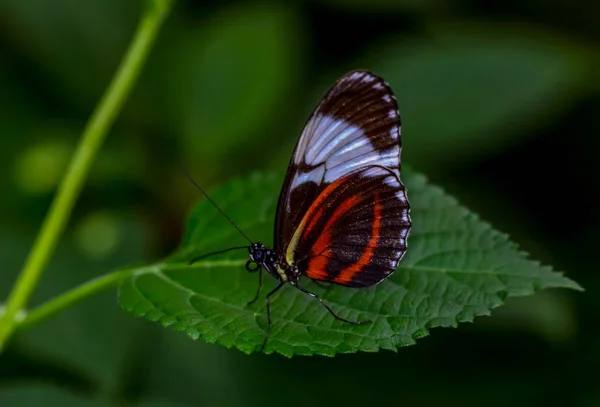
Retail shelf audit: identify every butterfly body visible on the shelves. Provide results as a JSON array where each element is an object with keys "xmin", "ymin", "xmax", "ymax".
[
  {"xmin": 245, "ymin": 239, "xmax": 373, "ymax": 352},
  {"xmin": 247, "ymin": 241, "xmax": 296, "ymax": 283}
]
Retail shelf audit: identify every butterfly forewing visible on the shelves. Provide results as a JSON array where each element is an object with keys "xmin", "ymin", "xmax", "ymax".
[{"xmin": 275, "ymin": 70, "xmax": 411, "ymax": 287}]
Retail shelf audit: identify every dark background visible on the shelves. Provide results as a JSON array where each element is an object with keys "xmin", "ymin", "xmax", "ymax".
[{"xmin": 0, "ymin": 0, "xmax": 597, "ymax": 406}]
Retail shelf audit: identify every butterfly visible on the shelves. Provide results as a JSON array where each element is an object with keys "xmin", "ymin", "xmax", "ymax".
[{"xmin": 184, "ymin": 69, "xmax": 411, "ymax": 352}]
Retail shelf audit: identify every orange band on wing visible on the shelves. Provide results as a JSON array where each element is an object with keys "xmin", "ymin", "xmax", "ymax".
[
  {"xmin": 306, "ymin": 252, "xmax": 330, "ymax": 280},
  {"xmin": 302, "ymin": 175, "xmax": 350, "ymax": 240},
  {"xmin": 333, "ymin": 195, "xmax": 381, "ymax": 285},
  {"xmin": 306, "ymin": 195, "xmax": 362, "ymax": 280},
  {"xmin": 286, "ymin": 175, "xmax": 352, "ymax": 265}
]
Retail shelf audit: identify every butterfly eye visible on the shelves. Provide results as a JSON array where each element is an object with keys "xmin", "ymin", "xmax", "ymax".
[{"xmin": 245, "ymin": 259, "xmax": 260, "ymax": 273}]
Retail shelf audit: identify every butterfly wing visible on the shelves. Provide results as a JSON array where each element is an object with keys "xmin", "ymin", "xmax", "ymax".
[{"xmin": 275, "ymin": 70, "xmax": 411, "ymax": 287}]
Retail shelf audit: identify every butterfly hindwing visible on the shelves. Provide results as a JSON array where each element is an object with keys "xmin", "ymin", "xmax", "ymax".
[{"xmin": 287, "ymin": 166, "xmax": 410, "ymax": 287}]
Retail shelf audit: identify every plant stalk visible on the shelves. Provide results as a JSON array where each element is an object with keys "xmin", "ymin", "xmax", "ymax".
[
  {"xmin": 15, "ymin": 268, "xmax": 136, "ymax": 334},
  {"xmin": 0, "ymin": 1, "xmax": 173, "ymax": 352}
]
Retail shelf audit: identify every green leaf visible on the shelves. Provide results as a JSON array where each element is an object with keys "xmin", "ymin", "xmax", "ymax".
[
  {"xmin": 0, "ymin": 384, "xmax": 113, "ymax": 407},
  {"xmin": 159, "ymin": 4, "xmax": 303, "ymax": 169},
  {"xmin": 0, "ymin": 217, "xmax": 147, "ymax": 393},
  {"xmin": 117, "ymin": 171, "xmax": 581, "ymax": 357},
  {"xmin": 0, "ymin": 0, "xmax": 139, "ymax": 110},
  {"xmin": 0, "ymin": 384, "xmax": 189, "ymax": 407},
  {"xmin": 318, "ymin": 0, "xmax": 451, "ymax": 12},
  {"xmin": 130, "ymin": 324, "xmax": 252, "ymax": 407},
  {"xmin": 365, "ymin": 24, "xmax": 590, "ymax": 168}
]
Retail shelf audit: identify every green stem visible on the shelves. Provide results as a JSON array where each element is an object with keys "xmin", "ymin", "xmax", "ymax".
[
  {"xmin": 0, "ymin": 1, "xmax": 173, "ymax": 352},
  {"xmin": 15, "ymin": 268, "xmax": 136, "ymax": 334}
]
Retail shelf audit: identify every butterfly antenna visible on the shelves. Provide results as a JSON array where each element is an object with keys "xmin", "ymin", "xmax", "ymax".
[
  {"xmin": 177, "ymin": 160, "xmax": 253, "ymax": 244},
  {"xmin": 188, "ymin": 246, "xmax": 249, "ymax": 265}
]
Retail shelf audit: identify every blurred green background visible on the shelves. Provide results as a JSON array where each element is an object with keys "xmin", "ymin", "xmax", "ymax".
[{"xmin": 0, "ymin": 0, "xmax": 597, "ymax": 406}]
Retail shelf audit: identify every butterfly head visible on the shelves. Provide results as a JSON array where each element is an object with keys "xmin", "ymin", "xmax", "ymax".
[{"xmin": 246, "ymin": 242, "xmax": 275, "ymax": 273}]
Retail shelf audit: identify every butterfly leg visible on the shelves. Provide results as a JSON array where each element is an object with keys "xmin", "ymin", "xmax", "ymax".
[
  {"xmin": 260, "ymin": 281, "xmax": 286, "ymax": 352},
  {"xmin": 291, "ymin": 282, "xmax": 371, "ymax": 325},
  {"xmin": 247, "ymin": 267, "xmax": 263, "ymax": 306}
]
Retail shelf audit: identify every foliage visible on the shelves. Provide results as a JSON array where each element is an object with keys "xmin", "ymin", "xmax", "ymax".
[
  {"xmin": 0, "ymin": 0, "xmax": 596, "ymax": 405},
  {"xmin": 118, "ymin": 171, "xmax": 579, "ymax": 356}
]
